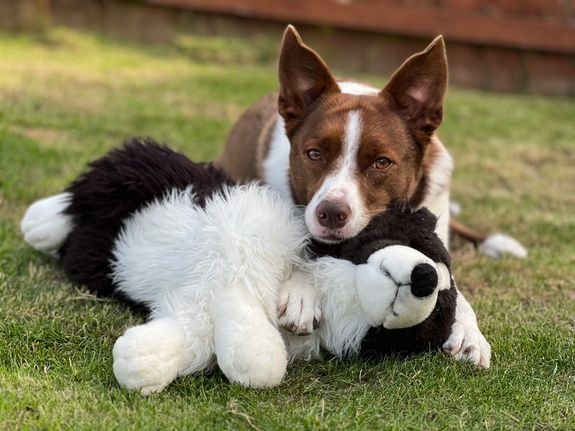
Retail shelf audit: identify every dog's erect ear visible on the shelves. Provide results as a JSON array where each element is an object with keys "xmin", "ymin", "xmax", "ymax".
[
  {"xmin": 278, "ymin": 25, "xmax": 339, "ymax": 129},
  {"xmin": 382, "ymin": 36, "xmax": 448, "ymax": 138}
]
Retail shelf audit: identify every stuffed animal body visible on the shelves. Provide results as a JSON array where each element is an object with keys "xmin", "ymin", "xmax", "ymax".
[{"xmin": 21, "ymin": 140, "xmax": 457, "ymax": 394}]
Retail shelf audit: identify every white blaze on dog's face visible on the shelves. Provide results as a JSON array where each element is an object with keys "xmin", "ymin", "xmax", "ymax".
[
  {"xmin": 302, "ymin": 110, "xmax": 368, "ymax": 242},
  {"xmin": 278, "ymin": 26, "xmax": 448, "ymax": 242}
]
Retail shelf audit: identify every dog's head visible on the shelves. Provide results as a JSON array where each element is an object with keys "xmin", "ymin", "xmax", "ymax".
[{"xmin": 278, "ymin": 26, "xmax": 448, "ymax": 243}]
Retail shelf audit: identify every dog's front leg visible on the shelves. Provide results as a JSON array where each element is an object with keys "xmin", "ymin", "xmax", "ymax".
[
  {"xmin": 431, "ymin": 192, "xmax": 491, "ymax": 368},
  {"xmin": 277, "ymin": 267, "xmax": 322, "ymax": 336},
  {"xmin": 211, "ymin": 286, "xmax": 288, "ymax": 388},
  {"xmin": 282, "ymin": 261, "xmax": 372, "ymax": 360},
  {"xmin": 443, "ymin": 291, "xmax": 491, "ymax": 368}
]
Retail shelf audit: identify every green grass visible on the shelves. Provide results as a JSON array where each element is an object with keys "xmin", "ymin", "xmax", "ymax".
[{"xmin": 1, "ymin": 28, "xmax": 574, "ymax": 430}]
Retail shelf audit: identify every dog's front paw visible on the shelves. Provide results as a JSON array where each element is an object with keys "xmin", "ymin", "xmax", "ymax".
[
  {"xmin": 277, "ymin": 270, "xmax": 321, "ymax": 335},
  {"xmin": 113, "ymin": 318, "xmax": 187, "ymax": 395},
  {"xmin": 442, "ymin": 321, "xmax": 491, "ymax": 368}
]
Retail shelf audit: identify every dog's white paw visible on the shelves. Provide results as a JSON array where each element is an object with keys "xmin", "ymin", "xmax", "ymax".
[
  {"xmin": 21, "ymin": 193, "xmax": 73, "ymax": 257},
  {"xmin": 442, "ymin": 321, "xmax": 491, "ymax": 368},
  {"xmin": 277, "ymin": 270, "xmax": 321, "ymax": 335},
  {"xmin": 479, "ymin": 233, "xmax": 527, "ymax": 259},
  {"xmin": 216, "ymin": 320, "xmax": 288, "ymax": 388},
  {"xmin": 449, "ymin": 200, "xmax": 462, "ymax": 217},
  {"xmin": 113, "ymin": 318, "xmax": 187, "ymax": 395}
]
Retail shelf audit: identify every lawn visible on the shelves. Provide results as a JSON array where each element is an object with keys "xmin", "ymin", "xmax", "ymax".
[{"xmin": 0, "ymin": 29, "xmax": 574, "ymax": 430}]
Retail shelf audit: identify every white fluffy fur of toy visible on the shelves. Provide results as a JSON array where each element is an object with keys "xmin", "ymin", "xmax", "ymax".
[
  {"xmin": 111, "ymin": 184, "xmax": 310, "ymax": 391},
  {"xmin": 109, "ymin": 183, "xmax": 448, "ymax": 393},
  {"xmin": 22, "ymin": 182, "xmax": 456, "ymax": 393}
]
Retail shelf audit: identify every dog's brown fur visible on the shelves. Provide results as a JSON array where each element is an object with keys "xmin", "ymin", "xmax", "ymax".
[
  {"xmin": 216, "ymin": 92, "xmax": 278, "ymax": 183},
  {"xmin": 216, "ymin": 28, "xmax": 449, "ymax": 241}
]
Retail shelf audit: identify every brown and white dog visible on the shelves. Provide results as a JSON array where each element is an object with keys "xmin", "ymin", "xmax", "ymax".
[{"xmin": 216, "ymin": 26, "xmax": 491, "ymax": 367}]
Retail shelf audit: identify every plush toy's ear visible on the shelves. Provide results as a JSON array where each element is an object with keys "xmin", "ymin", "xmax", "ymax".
[
  {"xmin": 278, "ymin": 25, "xmax": 340, "ymax": 133},
  {"xmin": 381, "ymin": 36, "xmax": 447, "ymax": 141},
  {"xmin": 355, "ymin": 264, "xmax": 397, "ymax": 327}
]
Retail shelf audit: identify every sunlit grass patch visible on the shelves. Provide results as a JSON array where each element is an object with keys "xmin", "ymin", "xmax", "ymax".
[{"xmin": 1, "ymin": 28, "xmax": 574, "ymax": 430}]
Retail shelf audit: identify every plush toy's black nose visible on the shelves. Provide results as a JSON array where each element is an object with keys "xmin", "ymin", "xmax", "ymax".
[{"xmin": 410, "ymin": 263, "xmax": 438, "ymax": 297}]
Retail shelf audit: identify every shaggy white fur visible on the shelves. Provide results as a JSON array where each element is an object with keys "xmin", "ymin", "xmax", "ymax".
[
  {"xmin": 21, "ymin": 183, "xmax": 466, "ymax": 393},
  {"xmin": 107, "ymin": 184, "xmax": 453, "ymax": 392},
  {"xmin": 110, "ymin": 184, "xmax": 306, "ymax": 389}
]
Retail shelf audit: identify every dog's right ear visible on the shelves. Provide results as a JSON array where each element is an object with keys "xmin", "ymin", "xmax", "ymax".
[
  {"xmin": 278, "ymin": 25, "xmax": 339, "ymax": 131},
  {"xmin": 382, "ymin": 36, "xmax": 448, "ymax": 140}
]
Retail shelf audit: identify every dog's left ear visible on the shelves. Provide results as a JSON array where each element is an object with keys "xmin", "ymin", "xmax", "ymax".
[
  {"xmin": 278, "ymin": 25, "xmax": 340, "ymax": 132},
  {"xmin": 382, "ymin": 36, "xmax": 447, "ymax": 138}
]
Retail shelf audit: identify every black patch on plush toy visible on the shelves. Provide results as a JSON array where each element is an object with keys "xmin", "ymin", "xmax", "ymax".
[
  {"xmin": 310, "ymin": 204, "xmax": 457, "ymax": 357},
  {"xmin": 59, "ymin": 139, "xmax": 233, "ymax": 310},
  {"xmin": 411, "ymin": 263, "xmax": 438, "ymax": 298}
]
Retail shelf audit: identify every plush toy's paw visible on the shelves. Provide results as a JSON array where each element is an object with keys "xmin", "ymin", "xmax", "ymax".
[
  {"xmin": 216, "ymin": 319, "xmax": 288, "ymax": 388},
  {"xmin": 20, "ymin": 193, "xmax": 73, "ymax": 258},
  {"xmin": 277, "ymin": 270, "xmax": 321, "ymax": 335},
  {"xmin": 113, "ymin": 318, "xmax": 187, "ymax": 395},
  {"xmin": 443, "ymin": 322, "xmax": 491, "ymax": 368}
]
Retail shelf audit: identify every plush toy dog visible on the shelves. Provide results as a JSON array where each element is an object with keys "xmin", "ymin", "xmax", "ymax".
[
  {"xmin": 21, "ymin": 139, "xmax": 458, "ymax": 394},
  {"xmin": 307, "ymin": 206, "xmax": 456, "ymax": 359}
]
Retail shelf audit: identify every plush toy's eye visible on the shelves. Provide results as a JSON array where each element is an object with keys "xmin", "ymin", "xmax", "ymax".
[
  {"xmin": 374, "ymin": 157, "xmax": 393, "ymax": 170},
  {"xmin": 307, "ymin": 149, "xmax": 322, "ymax": 161}
]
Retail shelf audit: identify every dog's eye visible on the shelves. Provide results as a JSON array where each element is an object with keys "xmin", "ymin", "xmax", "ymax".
[
  {"xmin": 374, "ymin": 157, "xmax": 392, "ymax": 170},
  {"xmin": 307, "ymin": 149, "xmax": 322, "ymax": 161}
]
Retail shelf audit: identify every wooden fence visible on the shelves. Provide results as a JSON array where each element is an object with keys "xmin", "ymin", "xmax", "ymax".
[
  {"xmin": 149, "ymin": 0, "xmax": 575, "ymax": 54},
  {"xmin": 1, "ymin": 0, "xmax": 574, "ymax": 95}
]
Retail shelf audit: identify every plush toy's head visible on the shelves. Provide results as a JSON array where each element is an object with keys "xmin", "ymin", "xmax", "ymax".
[
  {"xmin": 310, "ymin": 204, "xmax": 457, "ymax": 355},
  {"xmin": 353, "ymin": 244, "xmax": 452, "ymax": 330}
]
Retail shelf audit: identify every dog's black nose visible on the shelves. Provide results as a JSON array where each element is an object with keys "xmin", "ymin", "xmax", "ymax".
[
  {"xmin": 316, "ymin": 201, "xmax": 351, "ymax": 229},
  {"xmin": 410, "ymin": 263, "xmax": 438, "ymax": 297}
]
